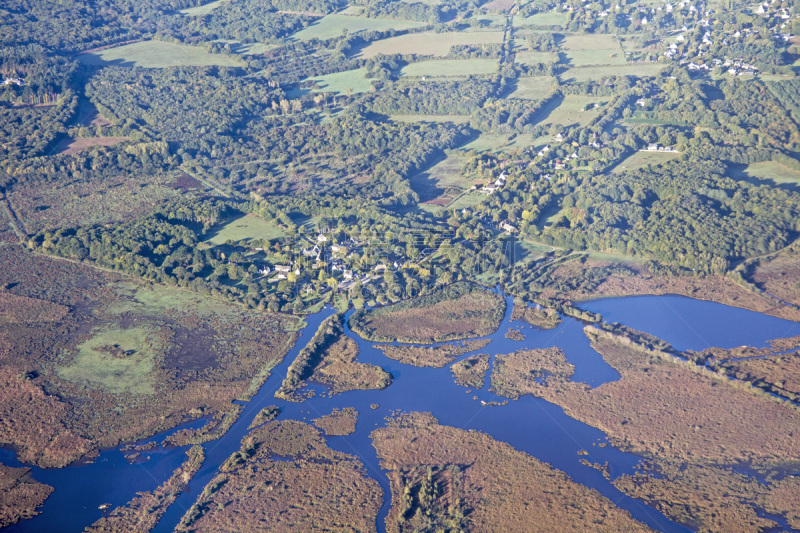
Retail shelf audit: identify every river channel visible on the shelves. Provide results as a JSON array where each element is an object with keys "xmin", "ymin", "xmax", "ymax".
[{"xmin": 4, "ymin": 293, "xmax": 800, "ymax": 532}]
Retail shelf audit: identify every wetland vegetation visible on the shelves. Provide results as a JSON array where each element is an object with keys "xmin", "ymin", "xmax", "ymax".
[{"xmin": 3, "ymin": 0, "xmax": 800, "ymax": 528}]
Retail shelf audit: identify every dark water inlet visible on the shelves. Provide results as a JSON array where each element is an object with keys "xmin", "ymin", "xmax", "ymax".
[{"xmin": 5, "ymin": 294, "xmax": 800, "ymax": 533}]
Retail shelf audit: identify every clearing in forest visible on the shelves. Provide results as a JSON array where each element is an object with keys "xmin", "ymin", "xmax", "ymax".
[
  {"xmin": 291, "ymin": 14, "xmax": 423, "ymax": 41},
  {"xmin": 77, "ymin": 41, "xmax": 242, "ymax": 68}
]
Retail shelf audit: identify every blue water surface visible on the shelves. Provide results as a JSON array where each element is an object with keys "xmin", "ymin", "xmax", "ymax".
[{"xmin": 7, "ymin": 293, "xmax": 796, "ymax": 533}]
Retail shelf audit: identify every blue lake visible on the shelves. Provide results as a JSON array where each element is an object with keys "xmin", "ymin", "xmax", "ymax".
[{"xmin": 4, "ymin": 293, "xmax": 799, "ymax": 533}]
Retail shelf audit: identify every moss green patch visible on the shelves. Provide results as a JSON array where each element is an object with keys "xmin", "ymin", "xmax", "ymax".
[
  {"xmin": 180, "ymin": 0, "xmax": 230, "ymax": 15},
  {"xmin": 513, "ymin": 12, "xmax": 569, "ymax": 27},
  {"xmin": 613, "ymin": 150, "xmax": 682, "ymax": 173},
  {"xmin": 58, "ymin": 325, "xmax": 166, "ymax": 394},
  {"xmin": 303, "ymin": 68, "xmax": 373, "ymax": 95},
  {"xmin": 508, "ymin": 76, "xmax": 557, "ymax": 100},
  {"xmin": 78, "ymin": 41, "xmax": 242, "ymax": 68},
  {"xmin": 206, "ymin": 214, "xmax": 285, "ymax": 245},
  {"xmin": 561, "ymin": 62, "xmax": 665, "ymax": 82},
  {"xmin": 291, "ymin": 14, "xmax": 423, "ymax": 41},
  {"xmin": 734, "ymin": 161, "xmax": 800, "ymax": 185}
]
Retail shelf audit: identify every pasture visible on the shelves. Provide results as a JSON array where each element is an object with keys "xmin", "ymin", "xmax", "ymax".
[
  {"xmin": 613, "ymin": 150, "xmax": 682, "ymax": 173},
  {"xmin": 180, "ymin": 0, "xmax": 229, "ymax": 16},
  {"xmin": 303, "ymin": 68, "xmax": 373, "ymax": 95},
  {"xmin": 205, "ymin": 214, "xmax": 285, "ymax": 245},
  {"xmin": 733, "ymin": 161, "xmax": 800, "ymax": 186},
  {"xmin": 78, "ymin": 41, "xmax": 242, "ymax": 68},
  {"xmin": 409, "ymin": 153, "xmax": 478, "ymax": 208},
  {"xmin": 400, "ymin": 59, "xmax": 498, "ymax": 77},
  {"xmin": 561, "ymin": 62, "xmax": 665, "ymax": 82},
  {"xmin": 460, "ymin": 132, "xmax": 535, "ymax": 153},
  {"xmin": 514, "ymin": 50, "xmax": 557, "ymax": 66},
  {"xmin": 291, "ymin": 14, "xmax": 423, "ymax": 41},
  {"xmin": 536, "ymin": 95, "xmax": 608, "ymax": 127},
  {"xmin": 357, "ymin": 31, "xmax": 504, "ymax": 57},
  {"xmin": 507, "ymin": 76, "xmax": 557, "ymax": 100},
  {"xmin": 513, "ymin": 12, "xmax": 569, "ymax": 27}
]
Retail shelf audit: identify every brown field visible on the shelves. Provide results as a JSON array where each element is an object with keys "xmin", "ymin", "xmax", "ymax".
[
  {"xmin": 721, "ymin": 351, "xmax": 800, "ymax": 400},
  {"xmin": 350, "ymin": 282, "xmax": 505, "ymax": 343},
  {"xmin": 0, "ymin": 465, "xmax": 53, "ymax": 527},
  {"xmin": 490, "ymin": 348, "xmax": 575, "ymax": 400},
  {"xmin": 543, "ymin": 258, "xmax": 800, "ymax": 321},
  {"xmin": 531, "ymin": 329, "xmax": 800, "ymax": 463},
  {"xmin": 311, "ymin": 335, "xmax": 392, "ymax": 395},
  {"xmin": 177, "ymin": 420, "xmax": 382, "ymax": 532},
  {"xmin": 0, "ymin": 246, "xmax": 296, "ymax": 466},
  {"xmin": 371, "ymin": 412, "xmax": 651, "ymax": 533},
  {"xmin": 615, "ymin": 460, "xmax": 800, "ymax": 532},
  {"xmin": 313, "ymin": 407, "xmax": 358, "ymax": 436},
  {"xmin": 375, "ymin": 338, "xmax": 490, "ymax": 367},
  {"xmin": 479, "ymin": 327, "xmax": 800, "ymax": 531},
  {"xmin": 7, "ymin": 164, "xmax": 180, "ymax": 234},
  {"xmin": 450, "ymin": 353, "xmax": 490, "ymax": 388},
  {"xmin": 510, "ymin": 298, "xmax": 561, "ymax": 329},
  {"xmin": 86, "ymin": 446, "xmax": 204, "ymax": 533},
  {"xmin": 751, "ymin": 249, "xmax": 800, "ymax": 308},
  {"xmin": 54, "ymin": 136, "xmax": 130, "ymax": 155}
]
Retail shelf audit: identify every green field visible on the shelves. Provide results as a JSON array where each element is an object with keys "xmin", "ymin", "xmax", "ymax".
[
  {"xmin": 460, "ymin": 132, "xmax": 535, "ymax": 153},
  {"xmin": 390, "ymin": 114, "xmax": 471, "ymax": 123},
  {"xmin": 536, "ymin": 95, "xmax": 607, "ymax": 127},
  {"xmin": 513, "ymin": 12, "xmax": 569, "ymax": 27},
  {"xmin": 514, "ymin": 50, "xmax": 557, "ymax": 66},
  {"xmin": 58, "ymin": 325, "xmax": 162, "ymax": 395},
  {"xmin": 734, "ymin": 161, "xmax": 800, "ymax": 185},
  {"xmin": 507, "ymin": 76, "xmax": 557, "ymax": 100},
  {"xmin": 562, "ymin": 33, "xmax": 619, "ymax": 51},
  {"xmin": 291, "ymin": 14, "xmax": 424, "ymax": 41},
  {"xmin": 400, "ymin": 59, "xmax": 498, "ymax": 77},
  {"xmin": 303, "ymin": 68, "xmax": 374, "ymax": 95},
  {"xmin": 409, "ymin": 153, "xmax": 478, "ymax": 208},
  {"xmin": 206, "ymin": 214, "xmax": 285, "ymax": 245},
  {"xmin": 180, "ymin": 0, "xmax": 229, "ymax": 15},
  {"xmin": 565, "ymin": 48, "xmax": 626, "ymax": 67},
  {"xmin": 78, "ymin": 41, "xmax": 242, "ymax": 68},
  {"xmin": 613, "ymin": 150, "xmax": 682, "ymax": 173},
  {"xmin": 357, "ymin": 31, "xmax": 505, "ymax": 57},
  {"xmin": 561, "ymin": 62, "xmax": 665, "ymax": 82}
]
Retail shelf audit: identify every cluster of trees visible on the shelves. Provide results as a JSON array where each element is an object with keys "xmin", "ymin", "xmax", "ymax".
[
  {"xmin": 369, "ymin": 78, "xmax": 499, "ymax": 115},
  {"xmin": 535, "ymin": 160, "xmax": 800, "ymax": 273},
  {"xmin": 86, "ymin": 66, "xmax": 285, "ymax": 154},
  {"xmin": 470, "ymin": 95, "xmax": 558, "ymax": 134},
  {"xmin": 175, "ymin": 0, "xmax": 317, "ymax": 43},
  {"xmin": 0, "ymin": 90, "xmax": 77, "ymax": 160},
  {"xmin": 710, "ymin": 79, "xmax": 800, "ymax": 151},
  {"xmin": 249, "ymin": 41, "xmax": 362, "ymax": 84}
]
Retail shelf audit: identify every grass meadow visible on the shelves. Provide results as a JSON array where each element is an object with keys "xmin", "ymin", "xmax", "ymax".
[
  {"xmin": 513, "ymin": 12, "xmax": 569, "ymax": 27},
  {"xmin": 205, "ymin": 214, "xmax": 285, "ymax": 245},
  {"xmin": 78, "ymin": 41, "xmax": 242, "ymax": 68},
  {"xmin": 613, "ymin": 150, "xmax": 682, "ymax": 173},
  {"xmin": 292, "ymin": 14, "xmax": 423, "ymax": 41},
  {"xmin": 561, "ymin": 62, "xmax": 665, "ymax": 82},
  {"xmin": 507, "ymin": 76, "xmax": 557, "ymax": 100}
]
